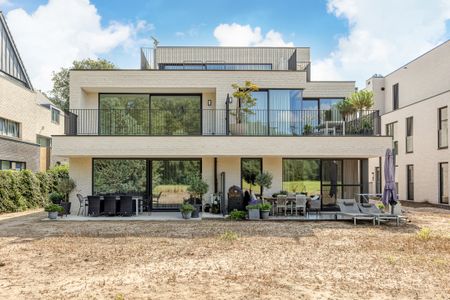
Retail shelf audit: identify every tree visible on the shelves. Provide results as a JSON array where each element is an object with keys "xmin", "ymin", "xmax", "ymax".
[
  {"xmin": 231, "ymin": 81, "xmax": 259, "ymax": 123},
  {"xmin": 348, "ymin": 90, "xmax": 374, "ymax": 111},
  {"xmin": 255, "ymin": 171, "xmax": 273, "ymax": 196},
  {"xmin": 336, "ymin": 98, "xmax": 356, "ymax": 121},
  {"xmin": 50, "ymin": 58, "xmax": 116, "ymax": 110},
  {"xmin": 242, "ymin": 160, "xmax": 261, "ymax": 193}
]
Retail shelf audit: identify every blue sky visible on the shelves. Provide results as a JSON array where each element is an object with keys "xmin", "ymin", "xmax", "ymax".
[{"xmin": 2, "ymin": 0, "xmax": 449, "ymax": 91}]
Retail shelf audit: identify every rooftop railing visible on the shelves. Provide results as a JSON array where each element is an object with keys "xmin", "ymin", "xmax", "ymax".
[{"xmin": 64, "ymin": 109, "xmax": 380, "ymax": 137}]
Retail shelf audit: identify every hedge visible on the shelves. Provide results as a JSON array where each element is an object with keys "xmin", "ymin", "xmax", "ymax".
[{"xmin": 0, "ymin": 165, "xmax": 69, "ymax": 213}]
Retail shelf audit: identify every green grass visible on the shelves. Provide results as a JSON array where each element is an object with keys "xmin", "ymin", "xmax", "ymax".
[
  {"xmin": 282, "ymin": 181, "xmax": 321, "ymax": 195},
  {"xmin": 153, "ymin": 185, "xmax": 189, "ymax": 193}
]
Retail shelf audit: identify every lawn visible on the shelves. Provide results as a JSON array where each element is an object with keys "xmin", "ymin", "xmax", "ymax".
[{"xmin": 0, "ymin": 205, "xmax": 449, "ymax": 299}]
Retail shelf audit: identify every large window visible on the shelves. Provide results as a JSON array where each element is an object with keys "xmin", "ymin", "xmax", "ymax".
[
  {"xmin": 93, "ymin": 159, "xmax": 147, "ymax": 196},
  {"xmin": 406, "ymin": 117, "xmax": 413, "ymax": 153},
  {"xmin": 51, "ymin": 108, "xmax": 60, "ymax": 124},
  {"xmin": 0, "ymin": 117, "xmax": 20, "ymax": 138},
  {"xmin": 392, "ymin": 83, "xmax": 399, "ymax": 110},
  {"xmin": 0, "ymin": 160, "xmax": 26, "ymax": 170},
  {"xmin": 241, "ymin": 158, "xmax": 262, "ymax": 194},
  {"xmin": 160, "ymin": 64, "xmax": 272, "ymax": 70},
  {"xmin": 438, "ymin": 106, "xmax": 448, "ymax": 149},
  {"xmin": 99, "ymin": 94, "xmax": 150, "ymax": 135},
  {"xmin": 439, "ymin": 163, "xmax": 448, "ymax": 204},
  {"xmin": 150, "ymin": 95, "xmax": 201, "ymax": 135},
  {"xmin": 282, "ymin": 159, "xmax": 321, "ymax": 195},
  {"xmin": 407, "ymin": 165, "xmax": 414, "ymax": 200},
  {"xmin": 37, "ymin": 135, "xmax": 51, "ymax": 147},
  {"xmin": 152, "ymin": 159, "xmax": 201, "ymax": 209}
]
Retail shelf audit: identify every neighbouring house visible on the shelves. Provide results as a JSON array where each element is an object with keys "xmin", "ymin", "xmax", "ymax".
[
  {"xmin": 52, "ymin": 45, "xmax": 391, "ymax": 213},
  {"xmin": 0, "ymin": 12, "xmax": 65, "ymax": 172},
  {"xmin": 366, "ymin": 40, "xmax": 450, "ymax": 205}
]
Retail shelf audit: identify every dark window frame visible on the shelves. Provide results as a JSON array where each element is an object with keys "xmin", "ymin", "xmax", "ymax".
[
  {"xmin": 51, "ymin": 107, "xmax": 60, "ymax": 124},
  {"xmin": 406, "ymin": 116, "xmax": 413, "ymax": 153},
  {"xmin": 392, "ymin": 83, "xmax": 399, "ymax": 110},
  {"xmin": 240, "ymin": 157, "xmax": 263, "ymax": 195},
  {"xmin": 406, "ymin": 164, "xmax": 414, "ymax": 200},
  {"xmin": 439, "ymin": 162, "xmax": 449, "ymax": 204},
  {"xmin": 438, "ymin": 106, "xmax": 448, "ymax": 149},
  {"xmin": 0, "ymin": 160, "xmax": 26, "ymax": 170}
]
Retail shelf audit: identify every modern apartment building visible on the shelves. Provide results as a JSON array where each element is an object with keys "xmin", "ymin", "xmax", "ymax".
[
  {"xmin": 366, "ymin": 40, "xmax": 450, "ymax": 205},
  {"xmin": 52, "ymin": 45, "xmax": 391, "ymax": 213},
  {"xmin": 0, "ymin": 12, "xmax": 64, "ymax": 172}
]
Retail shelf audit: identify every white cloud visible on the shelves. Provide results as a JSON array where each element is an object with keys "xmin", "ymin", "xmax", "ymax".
[
  {"xmin": 5, "ymin": 0, "xmax": 153, "ymax": 91},
  {"xmin": 213, "ymin": 23, "xmax": 293, "ymax": 47},
  {"xmin": 312, "ymin": 0, "xmax": 450, "ymax": 87}
]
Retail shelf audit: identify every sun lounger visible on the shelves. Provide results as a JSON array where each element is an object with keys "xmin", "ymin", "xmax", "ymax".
[
  {"xmin": 337, "ymin": 201, "xmax": 375, "ymax": 225},
  {"xmin": 357, "ymin": 203, "xmax": 407, "ymax": 226}
]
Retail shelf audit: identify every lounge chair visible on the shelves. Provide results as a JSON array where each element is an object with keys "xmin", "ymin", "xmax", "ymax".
[
  {"xmin": 338, "ymin": 201, "xmax": 375, "ymax": 225},
  {"xmin": 358, "ymin": 203, "xmax": 406, "ymax": 226}
]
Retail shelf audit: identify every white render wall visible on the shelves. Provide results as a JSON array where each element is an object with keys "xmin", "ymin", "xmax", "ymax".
[{"xmin": 366, "ymin": 41, "xmax": 450, "ymax": 204}]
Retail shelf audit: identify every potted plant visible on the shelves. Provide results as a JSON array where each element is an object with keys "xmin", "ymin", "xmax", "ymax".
[
  {"xmin": 230, "ymin": 81, "xmax": 259, "ymax": 135},
  {"xmin": 49, "ymin": 191, "xmax": 64, "ymax": 205},
  {"xmin": 255, "ymin": 171, "xmax": 273, "ymax": 197},
  {"xmin": 246, "ymin": 204, "xmax": 261, "ymax": 220},
  {"xmin": 260, "ymin": 203, "xmax": 272, "ymax": 219},
  {"xmin": 187, "ymin": 175, "xmax": 209, "ymax": 218},
  {"xmin": 376, "ymin": 202, "xmax": 385, "ymax": 213},
  {"xmin": 180, "ymin": 203, "xmax": 195, "ymax": 219},
  {"xmin": 336, "ymin": 98, "xmax": 356, "ymax": 122},
  {"xmin": 45, "ymin": 204, "xmax": 63, "ymax": 220},
  {"xmin": 57, "ymin": 178, "xmax": 76, "ymax": 215},
  {"xmin": 303, "ymin": 124, "xmax": 313, "ymax": 136}
]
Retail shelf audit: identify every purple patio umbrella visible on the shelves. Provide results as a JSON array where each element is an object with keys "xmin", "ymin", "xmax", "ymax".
[{"xmin": 382, "ymin": 148, "xmax": 398, "ymax": 213}]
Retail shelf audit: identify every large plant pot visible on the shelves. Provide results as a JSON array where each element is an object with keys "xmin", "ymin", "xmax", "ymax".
[
  {"xmin": 248, "ymin": 208, "xmax": 260, "ymax": 220},
  {"xmin": 260, "ymin": 210, "xmax": 270, "ymax": 220},
  {"xmin": 230, "ymin": 123, "xmax": 245, "ymax": 135},
  {"xmin": 191, "ymin": 204, "xmax": 201, "ymax": 218},
  {"xmin": 59, "ymin": 202, "xmax": 71, "ymax": 216},
  {"xmin": 48, "ymin": 212, "xmax": 58, "ymax": 220},
  {"xmin": 181, "ymin": 211, "xmax": 192, "ymax": 219}
]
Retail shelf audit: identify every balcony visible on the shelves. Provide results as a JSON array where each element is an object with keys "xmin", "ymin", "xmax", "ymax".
[{"xmin": 64, "ymin": 109, "xmax": 380, "ymax": 137}]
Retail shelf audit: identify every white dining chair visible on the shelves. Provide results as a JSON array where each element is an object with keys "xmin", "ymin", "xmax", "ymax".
[{"xmin": 295, "ymin": 194, "xmax": 307, "ymax": 216}]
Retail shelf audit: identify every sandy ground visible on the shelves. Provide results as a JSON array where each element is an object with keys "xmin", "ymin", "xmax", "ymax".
[{"xmin": 0, "ymin": 206, "xmax": 449, "ymax": 299}]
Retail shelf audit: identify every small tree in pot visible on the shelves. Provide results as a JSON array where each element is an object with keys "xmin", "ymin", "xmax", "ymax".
[
  {"xmin": 230, "ymin": 81, "xmax": 259, "ymax": 134},
  {"xmin": 246, "ymin": 204, "xmax": 261, "ymax": 220},
  {"xmin": 255, "ymin": 171, "xmax": 273, "ymax": 197},
  {"xmin": 180, "ymin": 203, "xmax": 195, "ymax": 219},
  {"xmin": 259, "ymin": 203, "xmax": 272, "ymax": 220},
  {"xmin": 57, "ymin": 178, "xmax": 76, "ymax": 216},
  {"xmin": 187, "ymin": 175, "xmax": 209, "ymax": 218}
]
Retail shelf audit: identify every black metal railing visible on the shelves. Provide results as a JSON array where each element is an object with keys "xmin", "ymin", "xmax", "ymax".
[{"xmin": 64, "ymin": 109, "xmax": 380, "ymax": 137}]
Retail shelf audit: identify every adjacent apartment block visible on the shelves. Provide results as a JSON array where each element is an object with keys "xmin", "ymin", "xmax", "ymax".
[
  {"xmin": 366, "ymin": 40, "xmax": 450, "ymax": 205},
  {"xmin": 0, "ymin": 12, "xmax": 64, "ymax": 172},
  {"xmin": 52, "ymin": 45, "xmax": 391, "ymax": 213}
]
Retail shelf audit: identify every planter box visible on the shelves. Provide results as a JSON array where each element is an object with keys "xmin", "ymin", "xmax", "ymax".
[
  {"xmin": 48, "ymin": 212, "xmax": 58, "ymax": 220},
  {"xmin": 248, "ymin": 208, "xmax": 260, "ymax": 220}
]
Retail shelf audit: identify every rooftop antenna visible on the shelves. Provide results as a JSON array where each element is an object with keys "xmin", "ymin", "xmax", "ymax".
[{"xmin": 151, "ymin": 36, "xmax": 159, "ymax": 48}]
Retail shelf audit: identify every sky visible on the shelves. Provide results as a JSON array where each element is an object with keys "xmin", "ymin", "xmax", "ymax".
[{"xmin": 1, "ymin": 0, "xmax": 449, "ymax": 92}]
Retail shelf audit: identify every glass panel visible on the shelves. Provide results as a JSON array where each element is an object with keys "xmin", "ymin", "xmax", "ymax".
[
  {"xmin": 321, "ymin": 160, "xmax": 343, "ymax": 207},
  {"xmin": 0, "ymin": 117, "xmax": 20, "ymax": 138},
  {"xmin": 1, "ymin": 161, "xmax": 11, "ymax": 170},
  {"xmin": 152, "ymin": 160, "xmax": 201, "ymax": 209},
  {"xmin": 243, "ymin": 91, "xmax": 268, "ymax": 135},
  {"xmin": 320, "ymin": 99, "xmax": 343, "ymax": 122},
  {"xmin": 93, "ymin": 159, "xmax": 147, "ymax": 195},
  {"xmin": 150, "ymin": 95, "xmax": 201, "ymax": 135},
  {"xmin": 439, "ymin": 107, "xmax": 448, "ymax": 148},
  {"xmin": 343, "ymin": 160, "xmax": 360, "ymax": 185},
  {"xmin": 37, "ymin": 136, "xmax": 51, "ymax": 147},
  {"xmin": 407, "ymin": 165, "xmax": 414, "ymax": 200},
  {"xmin": 440, "ymin": 163, "xmax": 448, "ymax": 204},
  {"xmin": 99, "ymin": 94, "xmax": 150, "ymax": 135},
  {"xmin": 241, "ymin": 158, "xmax": 262, "ymax": 194},
  {"xmin": 282, "ymin": 159, "xmax": 320, "ymax": 196},
  {"xmin": 269, "ymin": 90, "xmax": 302, "ymax": 135}
]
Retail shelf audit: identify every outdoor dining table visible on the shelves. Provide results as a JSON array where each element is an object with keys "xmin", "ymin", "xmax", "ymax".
[
  {"xmin": 263, "ymin": 196, "xmax": 310, "ymax": 216},
  {"xmin": 91, "ymin": 196, "xmax": 142, "ymax": 216}
]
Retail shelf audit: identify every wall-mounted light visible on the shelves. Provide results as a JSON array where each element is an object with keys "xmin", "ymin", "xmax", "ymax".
[{"xmin": 207, "ymin": 99, "xmax": 212, "ymax": 107}]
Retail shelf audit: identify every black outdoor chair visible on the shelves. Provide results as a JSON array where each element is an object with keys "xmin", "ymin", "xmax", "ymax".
[
  {"xmin": 103, "ymin": 195, "xmax": 117, "ymax": 216},
  {"xmin": 120, "ymin": 195, "xmax": 133, "ymax": 216},
  {"xmin": 87, "ymin": 196, "xmax": 100, "ymax": 216}
]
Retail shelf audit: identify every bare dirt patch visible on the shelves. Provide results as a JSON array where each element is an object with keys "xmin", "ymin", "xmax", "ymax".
[{"xmin": 0, "ymin": 207, "xmax": 449, "ymax": 299}]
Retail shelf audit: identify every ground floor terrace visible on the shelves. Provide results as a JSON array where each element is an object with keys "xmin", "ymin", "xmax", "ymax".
[
  {"xmin": 68, "ymin": 155, "xmax": 373, "ymax": 215},
  {"xmin": 0, "ymin": 205, "xmax": 448, "ymax": 299}
]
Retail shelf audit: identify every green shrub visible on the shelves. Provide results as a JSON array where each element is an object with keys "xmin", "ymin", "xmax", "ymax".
[
  {"xmin": 180, "ymin": 203, "xmax": 195, "ymax": 213},
  {"xmin": 44, "ymin": 204, "xmax": 63, "ymax": 213},
  {"xmin": 49, "ymin": 191, "xmax": 64, "ymax": 203},
  {"xmin": 246, "ymin": 204, "xmax": 260, "ymax": 210},
  {"xmin": 47, "ymin": 165, "xmax": 69, "ymax": 193},
  {"xmin": 230, "ymin": 209, "xmax": 246, "ymax": 220},
  {"xmin": 260, "ymin": 203, "xmax": 272, "ymax": 211},
  {"xmin": 416, "ymin": 227, "xmax": 431, "ymax": 241},
  {"xmin": 57, "ymin": 178, "xmax": 76, "ymax": 202},
  {"xmin": 19, "ymin": 170, "xmax": 43, "ymax": 209},
  {"xmin": 219, "ymin": 230, "xmax": 239, "ymax": 242}
]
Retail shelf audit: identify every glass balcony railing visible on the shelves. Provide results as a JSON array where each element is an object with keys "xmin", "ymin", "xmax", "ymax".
[{"xmin": 64, "ymin": 109, "xmax": 380, "ymax": 137}]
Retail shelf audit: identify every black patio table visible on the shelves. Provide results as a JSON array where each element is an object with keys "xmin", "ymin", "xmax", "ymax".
[{"xmin": 88, "ymin": 195, "xmax": 142, "ymax": 216}]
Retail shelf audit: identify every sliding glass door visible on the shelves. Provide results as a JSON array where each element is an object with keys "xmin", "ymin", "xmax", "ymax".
[{"xmin": 92, "ymin": 158, "xmax": 201, "ymax": 211}]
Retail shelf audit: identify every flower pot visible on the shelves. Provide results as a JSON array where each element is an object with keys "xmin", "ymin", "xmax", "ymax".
[
  {"xmin": 48, "ymin": 211, "xmax": 58, "ymax": 220},
  {"xmin": 191, "ymin": 204, "xmax": 201, "ymax": 218},
  {"xmin": 248, "ymin": 208, "xmax": 260, "ymax": 220},
  {"xmin": 59, "ymin": 202, "xmax": 71, "ymax": 216},
  {"xmin": 181, "ymin": 211, "xmax": 192, "ymax": 219},
  {"xmin": 260, "ymin": 210, "xmax": 270, "ymax": 220}
]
